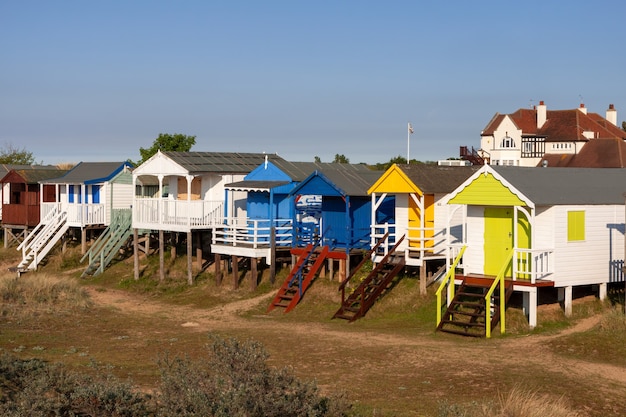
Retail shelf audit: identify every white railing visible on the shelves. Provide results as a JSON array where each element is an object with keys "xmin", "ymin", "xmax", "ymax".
[
  {"xmin": 370, "ymin": 223, "xmax": 397, "ymax": 258},
  {"xmin": 514, "ymin": 248, "xmax": 554, "ymax": 283},
  {"xmin": 132, "ymin": 198, "xmax": 224, "ymax": 229},
  {"xmin": 41, "ymin": 202, "xmax": 106, "ymax": 226},
  {"xmin": 212, "ymin": 218, "xmax": 293, "ymax": 248}
]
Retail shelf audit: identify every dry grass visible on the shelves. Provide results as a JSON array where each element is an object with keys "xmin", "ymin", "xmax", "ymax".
[{"xmin": 0, "ymin": 272, "xmax": 92, "ymax": 317}]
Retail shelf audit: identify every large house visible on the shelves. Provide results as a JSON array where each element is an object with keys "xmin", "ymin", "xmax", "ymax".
[{"xmin": 460, "ymin": 101, "xmax": 626, "ymax": 167}]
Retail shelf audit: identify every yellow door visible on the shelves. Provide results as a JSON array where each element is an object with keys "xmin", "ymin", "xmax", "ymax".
[{"xmin": 484, "ymin": 207, "xmax": 513, "ymax": 276}]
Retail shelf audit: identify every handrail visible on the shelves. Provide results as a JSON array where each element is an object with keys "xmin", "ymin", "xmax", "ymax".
[
  {"xmin": 485, "ymin": 249, "xmax": 514, "ymax": 338},
  {"xmin": 337, "ymin": 231, "xmax": 390, "ymax": 293},
  {"xmin": 435, "ymin": 245, "xmax": 467, "ymax": 326}
]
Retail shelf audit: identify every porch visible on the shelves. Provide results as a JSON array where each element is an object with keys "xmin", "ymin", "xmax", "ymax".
[
  {"xmin": 41, "ymin": 202, "xmax": 107, "ymax": 228},
  {"xmin": 132, "ymin": 197, "xmax": 224, "ymax": 232}
]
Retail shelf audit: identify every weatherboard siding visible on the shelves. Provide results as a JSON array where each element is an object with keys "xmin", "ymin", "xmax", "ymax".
[
  {"xmin": 448, "ymin": 172, "xmax": 526, "ymax": 206},
  {"xmin": 550, "ymin": 205, "xmax": 624, "ymax": 287},
  {"xmin": 394, "ymin": 194, "xmax": 409, "ymax": 251}
]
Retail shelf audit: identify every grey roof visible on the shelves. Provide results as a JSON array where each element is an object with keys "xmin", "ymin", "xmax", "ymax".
[
  {"xmin": 491, "ymin": 166, "xmax": 626, "ymax": 205},
  {"xmin": 164, "ymin": 152, "xmax": 285, "ymax": 174},
  {"xmin": 398, "ymin": 164, "xmax": 481, "ymax": 193},
  {"xmin": 1, "ymin": 167, "xmax": 68, "ymax": 184},
  {"xmin": 226, "ymin": 180, "xmax": 289, "ymax": 191},
  {"xmin": 40, "ymin": 162, "xmax": 131, "ymax": 184},
  {"xmin": 305, "ymin": 168, "xmax": 383, "ymax": 197},
  {"xmin": 270, "ymin": 160, "xmax": 372, "ymax": 182}
]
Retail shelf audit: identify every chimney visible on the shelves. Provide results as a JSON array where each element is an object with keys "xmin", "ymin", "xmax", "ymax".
[
  {"xmin": 606, "ymin": 104, "xmax": 617, "ymax": 126},
  {"xmin": 578, "ymin": 103, "xmax": 587, "ymax": 114},
  {"xmin": 537, "ymin": 100, "xmax": 547, "ymax": 128}
]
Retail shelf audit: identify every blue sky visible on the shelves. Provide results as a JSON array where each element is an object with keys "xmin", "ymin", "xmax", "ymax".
[{"xmin": 2, "ymin": 1, "xmax": 625, "ymax": 166}]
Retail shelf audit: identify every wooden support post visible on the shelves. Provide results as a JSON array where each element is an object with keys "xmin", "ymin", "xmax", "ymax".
[
  {"xmin": 338, "ymin": 259, "xmax": 346, "ymax": 282},
  {"xmin": 328, "ymin": 259, "xmax": 335, "ymax": 281},
  {"xmin": 133, "ymin": 228, "xmax": 139, "ymax": 280},
  {"xmin": 171, "ymin": 233, "xmax": 177, "ymax": 260},
  {"xmin": 3, "ymin": 227, "xmax": 8, "ymax": 249},
  {"xmin": 420, "ymin": 259, "xmax": 427, "ymax": 295},
  {"xmin": 232, "ymin": 255, "xmax": 239, "ymax": 289},
  {"xmin": 215, "ymin": 253, "xmax": 222, "ymax": 286},
  {"xmin": 159, "ymin": 230, "xmax": 165, "ymax": 282},
  {"xmin": 81, "ymin": 228, "xmax": 87, "ymax": 255},
  {"xmin": 187, "ymin": 231, "xmax": 193, "ymax": 285},
  {"xmin": 196, "ymin": 232, "xmax": 203, "ymax": 271},
  {"xmin": 250, "ymin": 257, "xmax": 258, "ymax": 290}
]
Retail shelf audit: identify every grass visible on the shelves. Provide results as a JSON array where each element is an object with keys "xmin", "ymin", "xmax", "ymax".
[{"xmin": 1, "ymin": 244, "xmax": 626, "ymax": 416}]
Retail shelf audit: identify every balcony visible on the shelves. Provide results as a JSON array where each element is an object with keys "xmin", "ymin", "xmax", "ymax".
[{"xmin": 132, "ymin": 197, "xmax": 224, "ymax": 232}]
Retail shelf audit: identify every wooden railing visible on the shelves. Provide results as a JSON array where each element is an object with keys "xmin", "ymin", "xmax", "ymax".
[
  {"xmin": 435, "ymin": 245, "xmax": 467, "ymax": 326},
  {"xmin": 132, "ymin": 198, "xmax": 224, "ymax": 230},
  {"xmin": 212, "ymin": 218, "xmax": 293, "ymax": 248},
  {"xmin": 41, "ymin": 202, "xmax": 105, "ymax": 226},
  {"xmin": 514, "ymin": 248, "xmax": 554, "ymax": 283},
  {"xmin": 485, "ymin": 249, "xmax": 514, "ymax": 338}
]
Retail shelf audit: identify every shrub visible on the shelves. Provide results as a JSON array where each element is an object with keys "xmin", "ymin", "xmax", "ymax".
[
  {"xmin": 0, "ymin": 353, "xmax": 152, "ymax": 416},
  {"xmin": 157, "ymin": 334, "xmax": 351, "ymax": 417}
]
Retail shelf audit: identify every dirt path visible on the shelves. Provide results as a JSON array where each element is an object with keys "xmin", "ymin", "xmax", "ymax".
[{"xmin": 86, "ymin": 286, "xmax": 626, "ymax": 390}]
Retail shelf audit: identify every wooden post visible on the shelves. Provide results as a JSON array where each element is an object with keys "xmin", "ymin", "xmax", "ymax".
[
  {"xmin": 196, "ymin": 232, "xmax": 203, "ymax": 271},
  {"xmin": 232, "ymin": 255, "xmax": 239, "ymax": 289},
  {"xmin": 159, "ymin": 230, "xmax": 165, "ymax": 282},
  {"xmin": 215, "ymin": 253, "xmax": 222, "ymax": 286},
  {"xmin": 187, "ymin": 231, "xmax": 193, "ymax": 285},
  {"xmin": 420, "ymin": 259, "xmax": 427, "ymax": 296},
  {"xmin": 250, "ymin": 257, "xmax": 258, "ymax": 290},
  {"xmin": 81, "ymin": 228, "xmax": 87, "ymax": 254},
  {"xmin": 171, "ymin": 232, "xmax": 177, "ymax": 260},
  {"xmin": 3, "ymin": 227, "xmax": 8, "ymax": 249},
  {"xmin": 133, "ymin": 228, "xmax": 139, "ymax": 280},
  {"xmin": 338, "ymin": 259, "xmax": 346, "ymax": 282}
]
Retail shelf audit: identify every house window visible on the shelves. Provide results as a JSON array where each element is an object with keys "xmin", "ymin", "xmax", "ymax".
[
  {"xmin": 567, "ymin": 211, "xmax": 585, "ymax": 241},
  {"xmin": 500, "ymin": 136, "xmax": 515, "ymax": 148}
]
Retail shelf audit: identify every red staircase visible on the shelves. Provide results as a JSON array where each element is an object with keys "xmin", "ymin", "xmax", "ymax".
[{"xmin": 267, "ymin": 244, "xmax": 329, "ymax": 313}]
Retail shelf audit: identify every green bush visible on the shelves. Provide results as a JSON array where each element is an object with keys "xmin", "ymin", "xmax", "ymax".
[{"xmin": 157, "ymin": 334, "xmax": 351, "ymax": 417}]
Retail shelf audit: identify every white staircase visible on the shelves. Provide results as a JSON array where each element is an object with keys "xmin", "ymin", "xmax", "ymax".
[{"xmin": 16, "ymin": 207, "xmax": 69, "ymax": 272}]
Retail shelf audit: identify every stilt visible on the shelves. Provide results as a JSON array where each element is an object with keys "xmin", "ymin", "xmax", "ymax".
[
  {"xmin": 187, "ymin": 231, "xmax": 193, "ymax": 285},
  {"xmin": 523, "ymin": 288, "xmax": 537, "ymax": 329},
  {"xmin": 133, "ymin": 228, "xmax": 139, "ymax": 280},
  {"xmin": 598, "ymin": 283, "xmax": 607, "ymax": 301},
  {"xmin": 250, "ymin": 257, "xmax": 258, "ymax": 290},
  {"xmin": 159, "ymin": 229, "xmax": 165, "ymax": 282},
  {"xmin": 196, "ymin": 232, "xmax": 202, "ymax": 270},
  {"xmin": 558, "ymin": 286, "xmax": 573, "ymax": 317},
  {"xmin": 420, "ymin": 259, "xmax": 427, "ymax": 295},
  {"xmin": 232, "ymin": 255, "xmax": 239, "ymax": 289},
  {"xmin": 81, "ymin": 228, "xmax": 87, "ymax": 254},
  {"xmin": 338, "ymin": 259, "xmax": 346, "ymax": 282},
  {"xmin": 215, "ymin": 253, "xmax": 222, "ymax": 286}
]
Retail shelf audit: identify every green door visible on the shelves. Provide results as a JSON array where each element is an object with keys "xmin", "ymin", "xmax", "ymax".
[{"xmin": 484, "ymin": 207, "xmax": 513, "ymax": 276}]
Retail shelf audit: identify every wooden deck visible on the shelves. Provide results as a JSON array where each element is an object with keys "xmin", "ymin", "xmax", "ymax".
[{"xmin": 457, "ymin": 274, "xmax": 555, "ymax": 288}]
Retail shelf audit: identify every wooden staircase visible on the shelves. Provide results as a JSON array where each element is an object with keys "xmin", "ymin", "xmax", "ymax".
[
  {"xmin": 333, "ymin": 235, "xmax": 406, "ymax": 322},
  {"xmin": 437, "ymin": 277, "xmax": 514, "ymax": 337},
  {"xmin": 16, "ymin": 207, "xmax": 69, "ymax": 274},
  {"xmin": 80, "ymin": 209, "xmax": 133, "ymax": 278},
  {"xmin": 267, "ymin": 243, "xmax": 330, "ymax": 313}
]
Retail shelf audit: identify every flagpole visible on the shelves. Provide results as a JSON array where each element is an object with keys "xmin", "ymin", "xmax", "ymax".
[{"xmin": 407, "ymin": 122, "xmax": 414, "ymax": 164}]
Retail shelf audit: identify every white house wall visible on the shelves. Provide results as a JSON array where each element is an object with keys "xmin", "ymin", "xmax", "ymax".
[
  {"xmin": 394, "ymin": 194, "xmax": 409, "ymax": 251},
  {"xmin": 549, "ymin": 204, "xmax": 624, "ymax": 287},
  {"xmin": 464, "ymin": 205, "xmax": 485, "ymax": 274}
]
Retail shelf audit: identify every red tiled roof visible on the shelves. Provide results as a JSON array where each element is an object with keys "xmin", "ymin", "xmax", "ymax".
[
  {"xmin": 482, "ymin": 106, "xmax": 626, "ymax": 142},
  {"xmin": 538, "ymin": 138, "xmax": 626, "ymax": 168}
]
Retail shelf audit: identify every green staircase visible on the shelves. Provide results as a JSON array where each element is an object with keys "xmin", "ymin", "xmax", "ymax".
[
  {"xmin": 437, "ymin": 276, "xmax": 514, "ymax": 337},
  {"xmin": 333, "ymin": 235, "xmax": 406, "ymax": 322},
  {"xmin": 267, "ymin": 243, "xmax": 329, "ymax": 313},
  {"xmin": 81, "ymin": 209, "xmax": 132, "ymax": 278}
]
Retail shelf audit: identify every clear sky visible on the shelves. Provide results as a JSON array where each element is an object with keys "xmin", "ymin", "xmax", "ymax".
[{"xmin": 2, "ymin": 1, "xmax": 625, "ymax": 166}]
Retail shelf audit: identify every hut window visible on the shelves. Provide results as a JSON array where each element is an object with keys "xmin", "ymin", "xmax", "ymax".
[{"xmin": 567, "ymin": 211, "xmax": 585, "ymax": 241}]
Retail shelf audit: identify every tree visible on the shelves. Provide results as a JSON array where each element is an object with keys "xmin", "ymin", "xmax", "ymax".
[
  {"xmin": 622, "ymin": 121, "xmax": 626, "ymax": 132},
  {"xmin": 137, "ymin": 133, "xmax": 196, "ymax": 165},
  {"xmin": 0, "ymin": 142, "xmax": 35, "ymax": 165},
  {"xmin": 314, "ymin": 155, "xmax": 321, "ymax": 163},
  {"xmin": 333, "ymin": 154, "xmax": 349, "ymax": 164}
]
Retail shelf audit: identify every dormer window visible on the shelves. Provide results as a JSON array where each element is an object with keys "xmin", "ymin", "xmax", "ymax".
[{"xmin": 500, "ymin": 135, "xmax": 515, "ymax": 148}]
